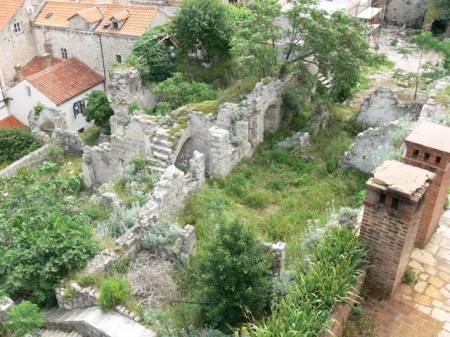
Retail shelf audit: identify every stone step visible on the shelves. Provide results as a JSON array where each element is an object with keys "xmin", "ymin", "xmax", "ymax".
[
  {"xmin": 152, "ymin": 150, "xmax": 170, "ymax": 162},
  {"xmin": 155, "ymin": 129, "xmax": 169, "ymax": 140},
  {"xmin": 40, "ymin": 329, "xmax": 84, "ymax": 337},
  {"xmin": 150, "ymin": 144, "xmax": 173, "ymax": 156},
  {"xmin": 147, "ymin": 165, "xmax": 166, "ymax": 173},
  {"xmin": 44, "ymin": 307, "xmax": 156, "ymax": 337},
  {"xmin": 155, "ymin": 139, "xmax": 173, "ymax": 148}
]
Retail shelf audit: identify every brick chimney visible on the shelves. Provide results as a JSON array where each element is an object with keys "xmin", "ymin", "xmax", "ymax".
[
  {"xmin": 42, "ymin": 53, "xmax": 52, "ymax": 69},
  {"xmin": 360, "ymin": 160, "xmax": 435, "ymax": 298},
  {"xmin": 403, "ymin": 122, "xmax": 450, "ymax": 248}
]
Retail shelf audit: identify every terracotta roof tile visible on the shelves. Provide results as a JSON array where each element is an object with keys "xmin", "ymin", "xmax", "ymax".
[
  {"xmin": 21, "ymin": 55, "xmax": 62, "ymax": 78},
  {"xmin": 27, "ymin": 58, "xmax": 104, "ymax": 106},
  {"xmin": 111, "ymin": 10, "xmax": 129, "ymax": 22},
  {"xmin": 75, "ymin": 7, "xmax": 104, "ymax": 23},
  {"xmin": 0, "ymin": 0, "xmax": 24, "ymax": 32},
  {"xmin": 35, "ymin": 1, "xmax": 166, "ymax": 37},
  {"xmin": 0, "ymin": 115, "xmax": 27, "ymax": 128}
]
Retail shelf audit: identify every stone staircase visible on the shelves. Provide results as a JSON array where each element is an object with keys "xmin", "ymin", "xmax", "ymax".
[
  {"xmin": 40, "ymin": 330, "xmax": 84, "ymax": 337},
  {"xmin": 44, "ymin": 307, "xmax": 155, "ymax": 337},
  {"xmin": 148, "ymin": 130, "xmax": 174, "ymax": 173}
]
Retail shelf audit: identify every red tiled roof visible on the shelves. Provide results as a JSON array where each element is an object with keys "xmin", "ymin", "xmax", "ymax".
[
  {"xmin": 27, "ymin": 58, "xmax": 104, "ymax": 106},
  {"xmin": 21, "ymin": 55, "xmax": 62, "ymax": 78},
  {"xmin": 0, "ymin": 0, "xmax": 24, "ymax": 32},
  {"xmin": 0, "ymin": 115, "xmax": 27, "ymax": 128},
  {"xmin": 35, "ymin": 2, "xmax": 167, "ymax": 37}
]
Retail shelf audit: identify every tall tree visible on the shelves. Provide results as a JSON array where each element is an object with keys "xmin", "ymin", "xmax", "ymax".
[
  {"xmin": 231, "ymin": 0, "xmax": 282, "ymax": 77},
  {"xmin": 171, "ymin": 0, "xmax": 232, "ymax": 62},
  {"xmin": 283, "ymin": 5, "xmax": 371, "ymax": 101}
]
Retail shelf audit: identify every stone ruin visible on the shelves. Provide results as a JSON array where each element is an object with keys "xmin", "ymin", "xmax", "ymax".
[
  {"xmin": 342, "ymin": 78, "xmax": 450, "ymax": 173},
  {"xmin": 82, "ymin": 67, "xmax": 289, "ymax": 187}
]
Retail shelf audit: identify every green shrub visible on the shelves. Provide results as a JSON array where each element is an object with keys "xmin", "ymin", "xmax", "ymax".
[
  {"xmin": 0, "ymin": 128, "xmax": 39, "ymax": 165},
  {"xmin": 152, "ymin": 73, "xmax": 218, "ymax": 115},
  {"xmin": 253, "ymin": 227, "xmax": 368, "ymax": 336},
  {"xmin": 34, "ymin": 102, "xmax": 44, "ymax": 116},
  {"xmin": 98, "ymin": 278, "xmax": 130, "ymax": 311},
  {"xmin": 403, "ymin": 270, "xmax": 417, "ymax": 285},
  {"xmin": 45, "ymin": 143, "xmax": 64, "ymax": 164},
  {"xmin": 194, "ymin": 217, "xmax": 272, "ymax": 330},
  {"xmin": 142, "ymin": 219, "xmax": 181, "ymax": 249},
  {"xmin": 80, "ymin": 125, "xmax": 101, "ymax": 146},
  {"xmin": 75, "ymin": 272, "xmax": 104, "ymax": 288},
  {"xmin": 0, "ymin": 168, "xmax": 97, "ymax": 304},
  {"xmin": 5, "ymin": 301, "xmax": 43, "ymax": 337}
]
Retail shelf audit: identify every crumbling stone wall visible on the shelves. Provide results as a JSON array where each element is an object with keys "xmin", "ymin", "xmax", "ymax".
[
  {"xmin": 356, "ymin": 87, "xmax": 411, "ymax": 126},
  {"xmin": 83, "ymin": 67, "xmax": 288, "ymax": 186},
  {"xmin": 0, "ymin": 145, "xmax": 49, "ymax": 177}
]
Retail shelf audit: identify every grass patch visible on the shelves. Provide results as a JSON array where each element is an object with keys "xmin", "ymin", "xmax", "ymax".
[
  {"xmin": 80, "ymin": 126, "xmax": 101, "ymax": 146},
  {"xmin": 178, "ymin": 112, "xmax": 368, "ymax": 259},
  {"xmin": 435, "ymin": 86, "xmax": 450, "ymax": 106},
  {"xmin": 188, "ymin": 76, "xmax": 259, "ymax": 115}
]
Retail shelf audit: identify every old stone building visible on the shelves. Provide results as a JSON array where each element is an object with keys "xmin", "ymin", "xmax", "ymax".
[
  {"xmin": 33, "ymin": 1, "xmax": 169, "ymax": 83},
  {"xmin": 0, "ymin": 0, "xmax": 48, "ymax": 117}
]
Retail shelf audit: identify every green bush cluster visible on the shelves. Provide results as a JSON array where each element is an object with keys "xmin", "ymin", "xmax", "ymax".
[
  {"xmin": 0, "ymin": 162, "xmax": 96, "ymax": 304},
  {"xmin": 0, "ymin": 128, "xmax": 39, "ymax": 166},
  {"xmin": 1, "ymin": 301, "xmax": 43, "ymax": 337},
  {"xmin": 80, "ymin": 125, "xmax": 102, "ymax": 146},
  {"xmin": 98, "ymin": 277, "xmax": 131, "ymax": 311},
  {"xmin": 252, "ymin": 227, "xmax": 368, "ymax": 336}
]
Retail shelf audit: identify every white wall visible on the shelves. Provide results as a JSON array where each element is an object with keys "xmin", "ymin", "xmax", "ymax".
[
  {"xmin": 59, "ymin": 83, "xmax": 104, "ymax": 132},
  {"xmin": 6, "ymin": 80, "xmax": 55, "ymax": 125}
]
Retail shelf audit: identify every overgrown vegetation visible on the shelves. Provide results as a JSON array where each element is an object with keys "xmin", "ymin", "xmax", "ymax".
[
  {"xmin": 0, "ymin": 128, "xmax": 39, "ymax": 167},
  {"xmin": 83, "ymin": 90, "xmax": 115, "ymax": 133},
  {"xmin": 1, "ymin": 301, "xmax": 44, "ymax": 337},
  {"xmin": 98, "ymin": 277, "xmax": 131, "ymax": 311},
  {"xmin": 0, "ymin": 153, "xmax": 97, "ymax": 304},
  {"xmin": 80, "ymin": 125, "xmax": 102, "ymax": 146},
  {"xmin": 252, "ymin": 227, "xmax": 368, "ymax": 336}
]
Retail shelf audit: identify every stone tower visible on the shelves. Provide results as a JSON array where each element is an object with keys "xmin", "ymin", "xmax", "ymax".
[
  {"xmin": 360, "ymin": 160, "xmax": 435, "ymax": 298},
  {"xmin": 404, "ymin": 122, "xmax": 450, "ymax": 248}
]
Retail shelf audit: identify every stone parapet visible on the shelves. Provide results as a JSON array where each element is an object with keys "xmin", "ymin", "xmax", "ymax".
[{"xmin": 0, "ymin": 144, "xmax": 49, "ymax": 177}]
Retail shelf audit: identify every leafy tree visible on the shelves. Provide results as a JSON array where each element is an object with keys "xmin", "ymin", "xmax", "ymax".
[
  {"xmin": 4, "ymin": 301, "xmax": 43, "ymax": 337},
  {"xmin": 83, "ymin": 90, "xmax": 114, "ymax": 133},
  {"xmin": 0, "ymin": 128, "xmax": 39, "ymax": 165},
  {"xmin": 132, "ymin": 25, "xmax": 175, "ymax": 83},
  {"xmin": 231, "ymin": 0, "xmax": 282, "ymax": 77},
  {"xmin": 172, "ymin": 0, "xmax": 232, "ymax": 62},
  {"xmin": 194, "ymin": 217, "xmax": 272, "ymax": 330},
  {"xmin": 152, "ymin": 72, "xmax": 217, "ymax": 114},
  {"xmin": 0, "ymin": 169, "xmax": 97, "ymax": 304},
  {"xmin": 283, "ymin": 5, "xmax": 371, "ymax": 101}
]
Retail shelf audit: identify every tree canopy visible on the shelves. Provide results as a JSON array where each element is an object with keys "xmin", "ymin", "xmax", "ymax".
[
  {"xmin": 83, "ymin": 90, "xmax": 114, "ymax": 132},
  {"xmin": 171, "ymin": 0, "xmax": 232, "ymax": 62}
]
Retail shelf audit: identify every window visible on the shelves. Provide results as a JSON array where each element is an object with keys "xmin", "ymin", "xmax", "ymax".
[
  {"xmin": 13, "ymin": 22, "xmax": 21, "ymax": 33},
  {"xmin": 436, "ymin": 156, "xmax": 442, "ymax": 164},
  {"xmin": 379, "ymin": 193, "xmax": 386, "ymax": 205},
  {"xmin": 391, "ymin": 198, "xmax": 400, "ymax": 210},
  {"xmin": 112, "ymin": 21, "xmax": 119, "ymax": 29},
  {"xmin": 26, "ymin": 86, "xmax": 31, "ymax": 96},
  {"xmin": 61, "ymin": 48, "xmax": 68, "ymax": 60},
  {"xmin": 412, "ymin": 149, "xmax": 419, "ymax": 158},
  {"xmin": 73, "ymin": 100, "xmax": 86, "ymax": 118},
  {"xmin": 424, "ymin": 152, "xmax": 430, "ymax": 162},
  {"xmin": 116, "ymin": 54, "xmax": 122, "ymax": 63}
]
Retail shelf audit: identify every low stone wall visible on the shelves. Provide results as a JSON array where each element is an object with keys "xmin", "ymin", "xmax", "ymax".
[
  {"xmin": 53, "ymin": 129, "xmax": 85, "ymax": 156},
  {"xmin": 0, "ymin": 144, "xmax": 49, "ymax": 177},
  {"xmin": 57, "ymin": 152, "xmax": 205, "ymax": 310},
  {"xmin": 322, "ymin": 272, "xmax": 367, "ymax": 337}
]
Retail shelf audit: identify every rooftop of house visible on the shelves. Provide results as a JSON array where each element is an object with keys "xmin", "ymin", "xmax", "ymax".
[
  {"xmin": 26, "ymin": 58, "xmax": 104, "ymax": 106},
  {"xmin": 35, "ymin": 1, "xmax": 167, "ymax": 37},
  {"xmin": 0, "ymin": 0, "xmax": 24, "ymax": 32},
  {"xmin": 369, "ymin": 160, "xmax": 435, "ymax": 198},
  {"xmin": 406, "ymin": 122, "xmax": 450, "ymax": 154},
  {"xmin": 21, "ymin": 55, "xmax": 62, "ymax": 78},
  {"xmin": 0, "ymin": 115, "xmax": 27, "ymax": 128}
]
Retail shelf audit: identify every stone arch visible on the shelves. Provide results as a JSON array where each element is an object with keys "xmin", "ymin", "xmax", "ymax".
[
  {"xmin": 430, "ymin": 19, "xmax": 448, "ymax": 37},
  {"xmin": 263, "ymin": 103, "xmax": 281, "ymax": 135},
  {"xmin": 174, "ymin": 137, "xmax": 196, "ymax": 170}
]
